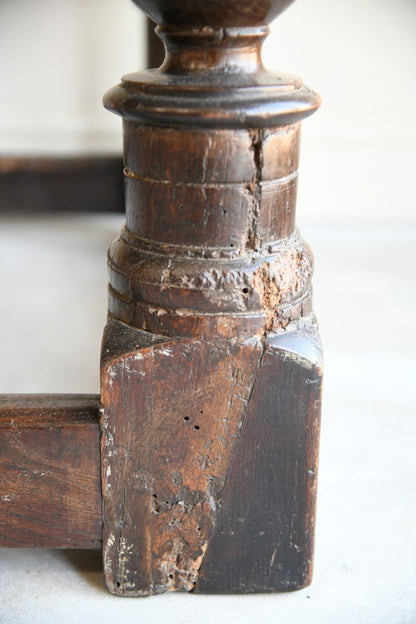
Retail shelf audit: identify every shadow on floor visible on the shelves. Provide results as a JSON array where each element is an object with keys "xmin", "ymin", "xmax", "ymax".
[{"xmin": 62, "ymin": 549, "xmax": 106, "ymax": 593}]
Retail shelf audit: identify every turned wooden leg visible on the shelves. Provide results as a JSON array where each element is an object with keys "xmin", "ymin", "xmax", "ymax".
[
  {"xmin": 0, "ymin": 0, "xmax": 322, "ymax": 598},
  {"xmin": 100, "ymin": 0, "xmax": 322, "ymax": 596}
]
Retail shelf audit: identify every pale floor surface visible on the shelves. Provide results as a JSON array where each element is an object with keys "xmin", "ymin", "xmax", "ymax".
[{"xmin": 0, "ymin": 215, "xmax": 415, "ymax": 623}]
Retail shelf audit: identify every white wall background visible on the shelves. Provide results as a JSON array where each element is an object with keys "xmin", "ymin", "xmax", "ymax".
[
  {"xmin": 0, "ymin": 0, "xmax": 145, "ymax": 154},
  {"xmin": 262, "ymin": 0, "xmax": 416, "ymax": 222},
  {"xmin": 0, "ymin": 0, "xmax": 415, "ymax": 219}
]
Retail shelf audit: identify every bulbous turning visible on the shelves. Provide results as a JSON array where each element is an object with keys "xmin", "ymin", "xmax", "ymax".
[{"xmin": 132, "ymin": 0, "xmax": 296, "ymax": 27}]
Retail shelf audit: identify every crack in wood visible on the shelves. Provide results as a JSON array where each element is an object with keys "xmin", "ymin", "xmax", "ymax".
[{"xmin": 101, "ymin": 331, "xmax": 265, "ymax": 595}]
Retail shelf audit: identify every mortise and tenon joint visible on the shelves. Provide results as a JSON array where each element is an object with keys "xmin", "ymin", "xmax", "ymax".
[{"xmin": 0, "ymin": 0, "xmax": 322, "ymax": 599}]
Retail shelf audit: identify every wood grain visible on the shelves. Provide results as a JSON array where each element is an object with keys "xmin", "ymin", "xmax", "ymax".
[
  {"xmin": 101, "ymin": 320, "xmax": 264, "ymax": 595},
  {"xmin": 0, "ymin": 395, "xmax": 102, "ymax": 548},
  {"xmin": 196, "ymin": 325, "xmax": 322, "ymax": 593},
  {"xmin": 101, "ymin": 320, "xmax": 321, "ymax": 595}
]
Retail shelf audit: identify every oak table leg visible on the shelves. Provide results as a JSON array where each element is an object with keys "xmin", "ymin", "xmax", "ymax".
[{"xmin": 100, "ymin": 0, "xmax": 322, "ymax": 597}]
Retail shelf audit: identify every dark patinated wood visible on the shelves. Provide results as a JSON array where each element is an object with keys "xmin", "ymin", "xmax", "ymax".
[
  {"xmin": 0, "ymin": 156, "xmax": 124, "ymax": 213},
  {"xmin": 196, "ymin": 328, "xmax": 322, "ymax": 593},
  {"xmin": 101, "ymin": 0, "xmax": 322, "ymax": 597},
  {"xmin": 0, "ymin": 395, "xmax": 102, "ymax": 548},
  {"xmin": 0, "ymin": 0, "xmax": 322, "ymax": 597}
]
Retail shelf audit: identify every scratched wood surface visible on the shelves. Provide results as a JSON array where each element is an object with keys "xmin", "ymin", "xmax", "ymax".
[
  {"xmin": 0, "ymin": 395, "xmax": 102, "ymax": 548},
  {"xmin": 102, "ymin": 321, "xmax": 321, "ymax": 595},
  {"xmin": 100, "ymin": 0, "xmax": 322, "ymax": 597},
  {"xmin": 196, "ymin": 327, "xmax": 322, "ymax": 593},
  {"xmin": 101, "ymin": 320, "xmax": 264, "ymax": 594}
]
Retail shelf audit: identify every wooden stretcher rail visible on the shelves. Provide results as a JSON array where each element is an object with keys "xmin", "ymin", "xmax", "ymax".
[
  {"xmin": 0, "ymin": 394, "xmax": 102, "ymax": 549},
  {"xmin": 0, "ymin": 156, "xmax": 124, "ymax": 213}
]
